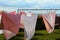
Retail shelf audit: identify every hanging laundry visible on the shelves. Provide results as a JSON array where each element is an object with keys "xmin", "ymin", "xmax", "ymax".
[
  {"xmin": 0, "ymin": 11, "xmax": 2, "ymax": 23},
  {"xmin": 19, "ymin": 11, "xmax": 26, "ymax": 28},
  {"xmin": 19, "ymin": 11, "xmax": 26, "ymax": 15},
  {"xmin": 22, "ymin": 14, "xmax": 37, "ymax": 40},
  {"xmin": 0, "ymin": 15, "xmax": 3, "ymax": 34},
  {"xmin": 0, "ymin": 15, "xmax": 2, "ymax": 23},
  {"xmin": 0, "ymin": 11, "xmax": 3, "ymax": 34},
  {"xmin": 0, "ymin": 17, "xmax": 3, "ymax": 34},
  {"xmin": 20, "ymin": 18, "xmax": 24, "ymax": 29},
  {"xmin": 42, "ymin": 11, "xmax": 56, "ymax": 33},
  {"xmin": 0, "ymin": 30, "xmax": 3, "ymax": 34},
  {"xmin": 2, "ymin": 12, "xmax": 21, "ymax": 40},
  {"xmin": 9, "ymin": 11, "xmax": 16, "ymax": 15}
]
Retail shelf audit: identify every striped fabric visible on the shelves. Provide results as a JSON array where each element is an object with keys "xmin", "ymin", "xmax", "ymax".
[{"xmin": 42, "ymin": 11, "xmax": 56, "ymax": 33}]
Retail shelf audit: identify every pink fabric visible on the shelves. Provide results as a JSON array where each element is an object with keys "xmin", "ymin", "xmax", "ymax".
[
  {"xmin": 19, "ymin": 11, "xmax": 26, "ymax": 28},
  {"xmin": 42, "ymin": 11, "xmax": 56, "ymax": 33},
  {"xmin": 9, "ymin": 11, "xmax": 16, "ymax": 15},
  {"xmin": 43, "ymin": 17, "xmax": 52, "ymax": 33},
  {"xmin": 2, "ymin": 12, "xmax": 21, "ymax": 39},
  {"xmin": 0, "ymin": 15, "xmax": 2, "ymax": 24},
  {"xmin": 19, "ymin": 11, "xmax": 26, "ymax": 15},
  {"xmin": 0, "ymin": 11, "xmax": 2, "ymax": 24}
]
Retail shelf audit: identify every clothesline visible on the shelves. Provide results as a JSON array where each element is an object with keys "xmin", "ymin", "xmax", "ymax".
[
  {"xmin": 18, "ymin": 9, "xmax": 60, "ymax": 10},
  {"xmin": 17, "ymin": 9, "xmax": 60, "ymax": 16},
  {"xmin": 17, "ymin": 9, "xmax": 57, "ymax": 14}
]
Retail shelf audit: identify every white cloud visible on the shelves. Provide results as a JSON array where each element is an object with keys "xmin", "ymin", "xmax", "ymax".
[
  {"xmin": 36, "ymin": 0, "xmax": 60, "ymax": 5},
  {"xmin": 33, "ymin": 6, "xmax": 40, "ymax": 9},
  {"xmin": 25, "ymin": 0, "xmax": 34, "ymax": 3},
  {"xmin": 54, "ymin": 0, "xmax": 60, "ymax": 4},
  {"xmin": 0, "ymin": 0, "xmax": 23, "ymax": 5},
  {"xmin": 0, "ymin": 6, "xmax": 18, "ymax": 13},
  {"xmin": 0, "ymin": 0, "xmax": 60, "ymax": 9},
  {"xmin": 24, "ymin": 0, "xmax": 55, "ymax": 4}
]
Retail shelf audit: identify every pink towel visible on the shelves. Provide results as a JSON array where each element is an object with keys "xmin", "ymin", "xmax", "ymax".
[
  {"xmin": 42, "ymin": 11, "xmax": 56, "ymax": 33},
  {"xmin": 2, "ymin": 12, "xmax": 21, "ymax": 40}
]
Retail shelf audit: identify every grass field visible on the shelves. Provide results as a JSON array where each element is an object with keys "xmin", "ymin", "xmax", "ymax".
[{"xmin": 0, "ymin": 29, "xmax": 60, "ymax": 40}]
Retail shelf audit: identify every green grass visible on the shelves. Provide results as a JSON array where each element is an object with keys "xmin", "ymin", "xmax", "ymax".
[
  {"xmin": 0, "ymin": 29, "xmax": 60, "ymax": 40},
  {"xmin": 32, "ymin": 29, "xmax": 60, "ymax": 40}
]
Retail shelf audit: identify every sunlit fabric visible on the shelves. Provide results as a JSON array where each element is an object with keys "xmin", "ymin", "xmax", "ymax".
[
  {"xmin": 42, "ymin": 11, "xmax": 56, "ymax": 33},
  {"xmin": 19, "ymin": 11, "xmax": 26, "ymax": 28},
  {"xmin": 22, "ymin": 15, "xmax": 37, "ymax": 40},
  {"xmin": 0, "ymin": 11, "xmax": 3, "ymax": 34},
  {"xmin": 9, "ymin": 11, "xmax": 16, "ymax": 15},
  {"xmin": 2, "ymin": 12, "xmax": 21, "ymax": 40}
]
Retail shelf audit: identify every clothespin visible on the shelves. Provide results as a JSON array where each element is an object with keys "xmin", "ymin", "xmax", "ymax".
[{"xmin": 27, "ymin": 11, "xmax": 32, "ymax": 16}]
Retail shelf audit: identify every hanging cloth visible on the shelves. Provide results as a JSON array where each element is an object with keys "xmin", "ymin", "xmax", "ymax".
[
  {"xmin": 22, "ymin": 14, "xmax": 37, "ymax": 40},
  {"xmin": 9, "ymin": 11, "xmax": 16, "ymax": 15},
  {"xmin": 19, "ymin": 11, "xmax": 26, "ymax": 28},
  {"xmin": 0, "ymin": 15, "xmax": 3, "ymax": 34},
  {"xmin": 0, "ymin": 13, "xmax": 2, "ymax": 29},
  {"xmin": 42, "ymin": 11, "xmax": 56, "ymax": 33},
  {"xmin": 2, "ymin": 12, "xmax": 21, "ymax": 40},
  {"xmin": 0, "ymin": 11, "xmax": 3, "ymax": 34}
]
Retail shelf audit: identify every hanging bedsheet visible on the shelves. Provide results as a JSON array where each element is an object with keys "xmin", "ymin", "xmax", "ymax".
[{"xmin": 22, "ymin": 14, "xmax": 38, "ymax": 40}]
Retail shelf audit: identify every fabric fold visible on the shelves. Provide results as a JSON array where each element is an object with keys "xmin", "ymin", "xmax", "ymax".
[
  {"xmin": 19, "ymin": 11, "xmax": 26, "ymax": 29},
  {"xmin": 0, "ymin": 12, "xmax": 3, "ymax": 34},
  {"xmin": 42, "ymin": 12, "xmax": 56, "ymax": 33}
]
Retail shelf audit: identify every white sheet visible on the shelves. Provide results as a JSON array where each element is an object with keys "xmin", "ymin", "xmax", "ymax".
[{"xmin": 22, "ymin": 15, "xmax": 37, "ymax": 40}]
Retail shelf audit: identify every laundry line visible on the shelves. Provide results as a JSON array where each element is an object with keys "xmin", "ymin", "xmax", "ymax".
[
  {"xmin": 17, "ymin": 9, "xmax": 58, "ymax": 14},
  {"xmin": 16, "ymin": 9, "xmax": 60, "ymax": 17},
  {"xmin": 18, "ymin": 9, "xmax": 60, "ymax": 10}
]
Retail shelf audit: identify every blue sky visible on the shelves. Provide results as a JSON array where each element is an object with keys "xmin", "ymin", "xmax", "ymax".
[
  {"xmin": 0, "ymin": 0, "xmax": 60, "ymax": 9},
  {"xmin": 0, "ymin": 0, "xmax": 60, "ymax": 14}
]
